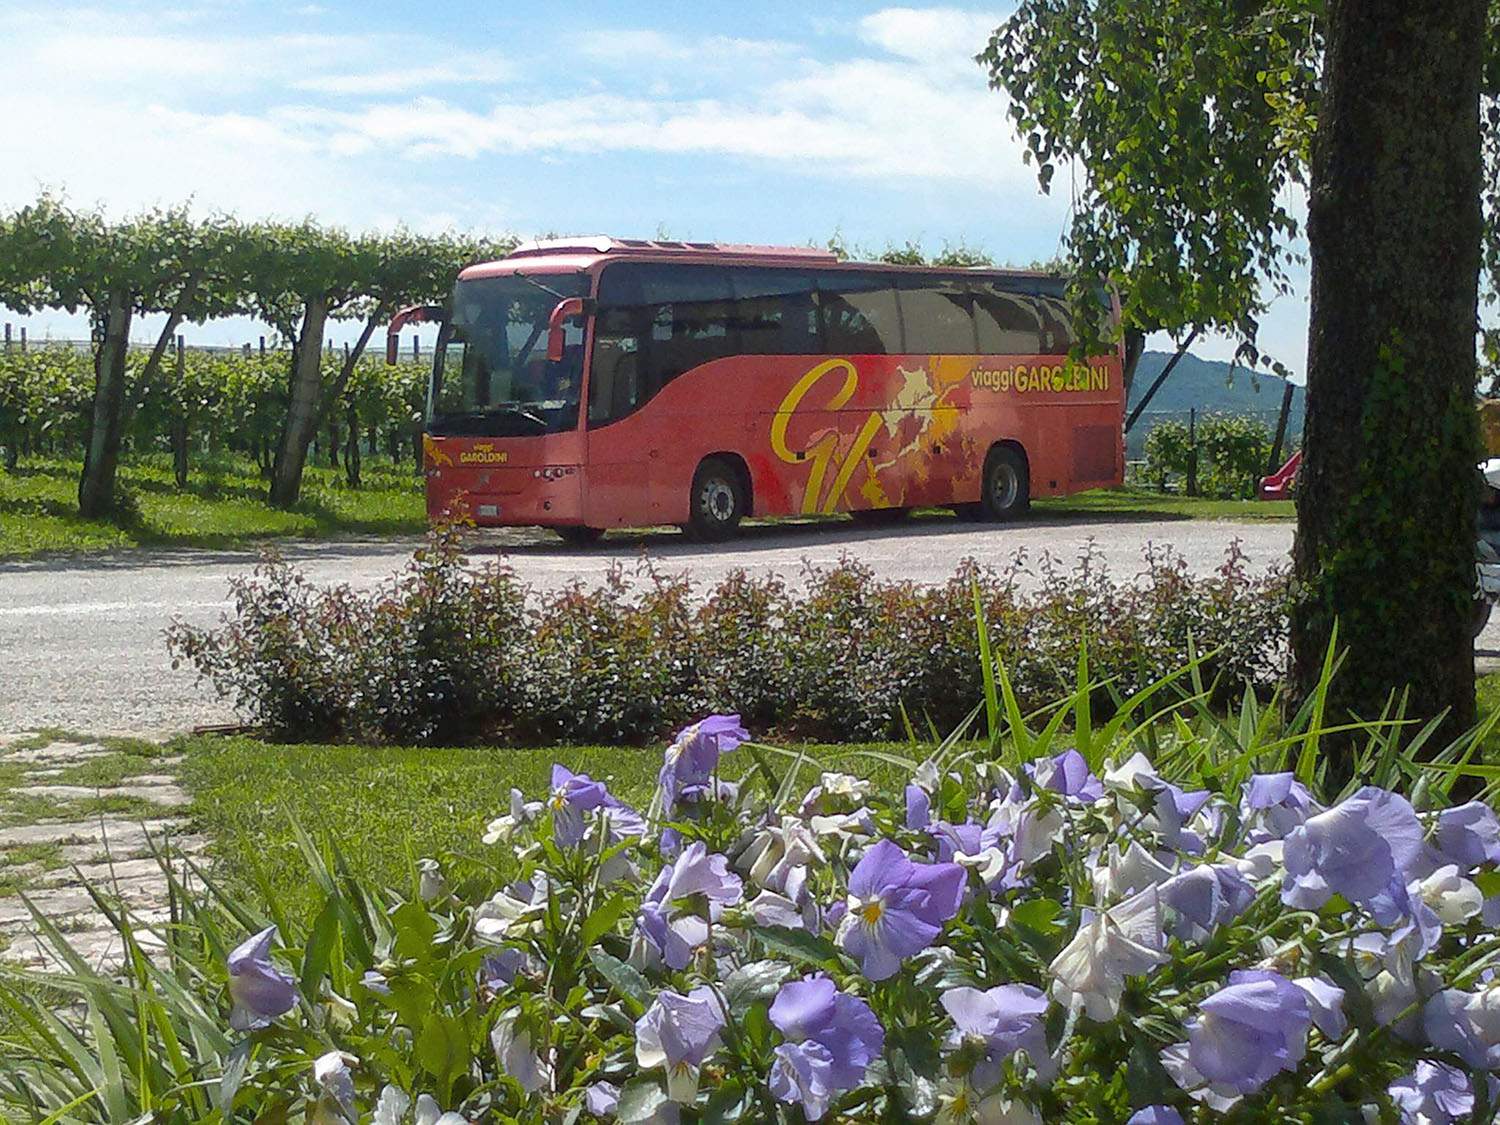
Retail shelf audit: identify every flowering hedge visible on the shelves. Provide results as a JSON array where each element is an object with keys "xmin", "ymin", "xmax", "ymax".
[
  {"xmin": 166, "ymin": 532, "xmax": 1289, "ymax": 744},
  {"xmin": 4, "ymin": 687, "xmax": 1499, "ymax": 1122}
]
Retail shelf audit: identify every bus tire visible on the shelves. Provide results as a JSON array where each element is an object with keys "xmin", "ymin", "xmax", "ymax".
[
  {"xmin": 556, "ymin": 525, "xmax": 604, "ymax": 547},
  {"xmin": 981, "ymin": 445, "xmax": 1030, "ymax": 520},
  {"xmin": 686, "ymin": 457, "xmax": 745, "ymax": 542},
  {"xmin": 850, "ymin": 507, "xmax": 910, "ymax": 526}
]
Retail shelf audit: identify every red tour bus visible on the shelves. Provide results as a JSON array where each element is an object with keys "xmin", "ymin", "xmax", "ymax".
[{"xmin": 389, "ymin": 237, "xmax": 1124, "ymax": 544}]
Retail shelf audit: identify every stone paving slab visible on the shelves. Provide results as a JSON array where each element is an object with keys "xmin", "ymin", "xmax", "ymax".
[{"xmin": 1, "ymin": 734, "xmax": 192, "ymax": 973}]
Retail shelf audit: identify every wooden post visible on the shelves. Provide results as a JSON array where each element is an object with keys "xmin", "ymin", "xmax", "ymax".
[
  {"xmin": 242, "ymin": 342, "xmax": 251, "ymax": 358},
  {"xmin": 1186, "ymin": 408, "xmax": 1199, "ymax": 497},
  {"xmin": 3, "ymin": 323, "xmax": 10, "ymax": 351},
  {"xmin": 259, "ymin": 335, "xmax": 266, "ymax": 357},
  {"xmin": 1267, "ymin": 380, "xmax": 1296, "ymax": 473},
  {"xmin": 18, "ymin": 327, "xmax": 26, "ymax": 353}
]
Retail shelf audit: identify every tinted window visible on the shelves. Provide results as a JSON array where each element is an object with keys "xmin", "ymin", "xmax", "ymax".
[
  {"xmin": 898, "ymin": 276, "xmax": 977, "ymax": 354},
  {"xmin": 816, "ymin": 273, "xmax": 903, "ymax": 354},
  {"xmin": 730, "ymin": 269, "xmax": 820, "ymax": 354},
  {"xmin": 592, "ymin": 263, "xmax": 736, "ymax": 424},
  {"xmin": 971, "ymin": 280, "xmax": 1044, "ymax": 354},
  {"xmin": 1035, "ymin": 295, "xmax": 1073, "ymax": 354}
]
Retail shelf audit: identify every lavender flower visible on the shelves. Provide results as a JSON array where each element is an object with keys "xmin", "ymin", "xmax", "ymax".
[
  {"xmin": 1126, "ymin": 1109, "xmax": 1185, "ymax": 1125},
  {"xmin": 940, "ymin": 983, "xmax": 1052, "ymax": 1087},
  {"xmin": 226, "ymin": 926, "xmax": 298, "ymax": 1031},
  {"xmin": 1169, "ymin": 971, "xmax": 1311, "ymax": 1102},
  {"xmin": 658, "ymin": 715, "xmax": 748, "ymax": 815},
  {"xmin": 585, "ymin": 1081, "xmax": 620, "ymax": 1116},
  {"xmin": 1423, "ymin": 986, "xmax": 1500, "ymax": 1070},
  {"xmin": 309, "ymin": 1050, "xmax": 356, "ymax": 1125},
  {"xmin": 768, "ymin": 976, "xmax": 884, "ymax": 1121},
  {"xmin": 1281, "ymin": 786, "xmax": 1424, "ymax": 911},
  {"xmin": 635, "ymin": 986, "xmax": 726, "ymax": 1103},
  {"xmin": 1434, "ymin": 801, "xmax": 1500, "ymax": 869},
  {"xmin": 492, "ymin": 1009, "xmax": 548, "ymax": 1093},
  {"xmin": 1030, "ymin": 748, "xmax": 1104, "ymax": 802},
  {"xmin": 635, "ymin": 842, "xmax": 743, "ymax": 970},
  {"xmin": 905, "ymin": 784, "xmax": 932, "ymax": 830},
  {"xmin": 1388, "ymin": 1060, "xmax": 1475, "ymax": 1124},
  {"xmin": 836, "ymin": 839, "xmax": 966, "ymax": 980},
  {"xmin": 547, "ymin": 764, "xmax": 609, "ymax": 848},
  {"xmin": 1240, "ymin": 772, "xmax": 1322, "ymax": 842},
  {"xmin": 1158, "ymin": 862, "xmax": 1256, "ymax": 942}
]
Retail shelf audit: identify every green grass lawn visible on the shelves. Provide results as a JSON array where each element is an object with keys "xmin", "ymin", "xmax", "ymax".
[
  {"xmin": 1036, "ymin": 485, "xmax": 1295, "ymax": 521},
  {"xmin": 2, "ymin": 456, "xmax": 1287, "ymax": 559},
  {"xmin": 178, "ymin": 735, "xmax": 921, "ymax": 922},
  {"xmin": 0, "ymin": 455, "xmax": 425, "ymax": 558}
]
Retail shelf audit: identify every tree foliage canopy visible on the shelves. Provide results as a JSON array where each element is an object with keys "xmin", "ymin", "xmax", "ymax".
[{"xmin": 981, "ymin": 0, "xmax": 1500, "ymax": 375}]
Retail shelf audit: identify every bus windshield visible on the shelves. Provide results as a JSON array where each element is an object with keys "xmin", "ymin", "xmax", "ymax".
[{"xmin": 428, "ymin": 273, "xmax": 591, "ymax": 437}]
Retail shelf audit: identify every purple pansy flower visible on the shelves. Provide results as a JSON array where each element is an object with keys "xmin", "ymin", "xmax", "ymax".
[
  {"xmin": 836, "ymin": 839, "xmax": 966, "ymax": 980},
  {"xmin": 547, "ymin": 764, "xmax": 609, "ymax": 847},
  {"xmin": 1172, "ymin": 971, "xmax": 1312, "ymax": 1099},
  {"xmin": 635, "ymin": 986, "xmax": 726, "ymax": 1103},
  {"xmin": 1159, "ymin": 862, "xmax": 1256, "ymax": 942},
  {"xmin": 636, "ymin": 843, "xmax": 742, "ymax": 970},
  {"xmin": 1103, "ymin": 753, "xmax": 1211, "ymax": 852},
  {"xmin": 1388, "ymin": 1060, "xmax": 1476, "ymax": 1124},
  {"xmin": 940, "ymin": 983, "xmax": 1052, "ymax": 1087},
  {"xmin": 1031, "ymin": 748, "xmax": 1104, "ymax": 803},
  {"xmin": 227, "ymin": 926, "xmax": 298, "ymax": 1030},
  {"xmin": 768, "ymin": 976, "xmax": 883, "ymax": 1121},
  {"xmin": 658, "ymin": 715, "xmax": 749, "ymax": 815},
  {"xmin": 1435, "ymin": 801, "xmax": 1500, "ymax": 869},
  {"xmin": 905, "ymin": 784, "xmax": 932, "ymax": 830},
  {"xmin": 1241, "ymin": 772, "xmax": 1322, "ymax": 842},
  {"xmin": 1281, "ymin": 786, "xmax": 1424, "ymax": 911},
  {"xmin": 1126, "ymin": 1109, "xmax": 1185, "ymax": 1125},
  {"xmin": 585, "ymin": 1081, "xmax": 621, "ymax": 1116}
]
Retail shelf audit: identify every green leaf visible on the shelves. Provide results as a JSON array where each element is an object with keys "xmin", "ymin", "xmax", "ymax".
[
  {"xmin": 1476, "ymin": 869, "xmax": 1500, "ymax": 898},
  {"xmin": 580, "ymin": 893, "xmax": 631, "ymax": 949},
  {"xmin": 745, "ymin": 925, "xmax": 843, "ymax": 970},
  {"xmin": 722, "ymin": 959, "xmax": 791, "ymax": 1017},
  {"xmin": 391, "ymin": 899, "xmax": 438, "ymax": 963},
  {"xmin": 587, "ymin": 948, "xmax": 653, "ymax": 1009},
  {"xmin": 617, "ymin": 1077, "xmax": 670, "ymax": 1123},
  {"xmin": 415, "ymin": 1010, "xmax": 469, "ymax": 1091},
  {"xmin": 1009, "ymin": 898, "xmax": 1064, "ymax": 937},
  {"xmin": 300, "ymin": 894, "xmax": 341, "ymax": 995},
  {"xmin": 701, "ymin": 1081, "xmax": 750, "ymax": 1124}
]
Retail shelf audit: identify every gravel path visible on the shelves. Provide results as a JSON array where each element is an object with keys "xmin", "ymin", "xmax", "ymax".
[{"xmin": 0, "ymin": 515, "xmax": 1301, "ymax": 737}]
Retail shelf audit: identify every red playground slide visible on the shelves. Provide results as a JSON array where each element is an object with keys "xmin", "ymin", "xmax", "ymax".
[{"xmin": 1257, "ymin": 451, "xmax": 1301, "ymax": 500}]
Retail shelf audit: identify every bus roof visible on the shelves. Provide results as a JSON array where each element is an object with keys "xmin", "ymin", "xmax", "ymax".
[{"xmin": 458, "ymin": 236, "xmax": 1070, "ymax": 283}]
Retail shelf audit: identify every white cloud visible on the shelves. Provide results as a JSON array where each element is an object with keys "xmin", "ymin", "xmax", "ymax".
[
  {"xmin": 857, "ymin": 6, "xmax": 1002, "ymax": 64},
  {"xmin": 293, "ymin": 57, "xmax": 515, "ymax": 96}
]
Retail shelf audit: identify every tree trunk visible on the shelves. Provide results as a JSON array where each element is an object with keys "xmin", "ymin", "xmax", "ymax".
[
  {"xmin": 1292, "ymin": 0, "xmax": 1486, "ymax": 757},
  {"xmin": 268, "ymin": 296, "xmax": 330, "ymax": 508},
  {"xmin": 344, "ymin": 398, "xmax": 362, "ymax": 487},
  {"xmin": 78, "ymin": 294, "xmax": 133, "ymax": 519},
  {"xmin": 1121, "ymin": 326, "xmax": 1146, "ymax": 399}
]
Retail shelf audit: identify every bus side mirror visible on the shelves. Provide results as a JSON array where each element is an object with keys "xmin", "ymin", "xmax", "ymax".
[
  {"xmin": 546, "ymin": 297, "xmax": 590, "ymax": 362},
  {"xmin": 386, "ymin": 304, "xmax": 446, "ymax": 365}
]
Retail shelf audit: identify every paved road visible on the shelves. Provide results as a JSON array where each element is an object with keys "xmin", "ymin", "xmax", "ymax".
[{"xmin": 1, "ymin": 513, "xmax": 1307, "ymax": 736}]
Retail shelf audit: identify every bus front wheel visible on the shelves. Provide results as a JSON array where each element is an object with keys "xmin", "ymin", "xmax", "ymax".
[
  {"xmin": 981, "ymin": 446, "xmax": 1030, "ymax": 520},
  {"xmin": 686, "ymin": 457, "xmax": 746, "ymax": 542}
]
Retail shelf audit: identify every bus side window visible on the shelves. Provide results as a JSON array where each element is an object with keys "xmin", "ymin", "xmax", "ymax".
[
  {"xmin": 972, "ymin": 282, "xmax": 1045, "ymax": 355},
  {"xmin": 589, "ymin": 307, "xmax": 644, "ymax": 425},
  {"xmin": 1035, "ymin": 296, "xmax": 1074, "ymax": 355},
  {"xmin": 638, "ymin": 265, "xmax": 737, "ymax": 393},
  {"xmin": 731, "ymin": 269, "xmax": 819, "ymax": 355},
  {"xmin": 816, "ymin": 273, "xmax": 903, "ymax": 355},
  {"xmin": 897, "ymin": 276, "xmax": 978, "ymax": 354}
]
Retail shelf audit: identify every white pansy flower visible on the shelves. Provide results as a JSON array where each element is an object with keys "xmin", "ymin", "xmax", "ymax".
[
  {"xmin": 1418, "ymin": 864, "xmax": 1484, "ymax": 925},
  {"xmin": 309, "ymin": 1050, "xmax": 357, "ymax": 1125},
  {"xmin": 491, "ymin": 1009, "xmax": 549, "ymax": 1094},
  {"xmin": 482, "ymin": 788, "xmax": 542, "ymax": 846},
  {"xmin": 416, "ymin": 858, "xmax": 446, "ymax": 903},
  {"xmin": 1049, "ymin": 886, "xmax": 1168, "ymax": 1020},
  {"xmin": 1089, "ymin": 841, "xmax": 1176, "ymax": 903}
]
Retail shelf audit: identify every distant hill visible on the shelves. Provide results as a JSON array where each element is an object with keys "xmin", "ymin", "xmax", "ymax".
[{"xmin": 1125, "ymin": 351, "xmax": 1304, "ymax": 459}]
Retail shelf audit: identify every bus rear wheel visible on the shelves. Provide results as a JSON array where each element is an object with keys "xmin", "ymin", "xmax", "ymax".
[
  {"xmin": 556, "ymin": 525, "xmax": 604, "ymax": 547},
  {"xmin": 981, "ymin": 446, "xmax": 1030, "ymax": 520},
  {"xmin": 686, "ymin": 457, "xmax": 746, "ymax": 542}
]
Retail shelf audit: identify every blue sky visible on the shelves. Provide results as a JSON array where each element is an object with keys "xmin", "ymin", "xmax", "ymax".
[{"xmin": 0, "ymin": 0, "xmax": 1311, "ymax": 375}]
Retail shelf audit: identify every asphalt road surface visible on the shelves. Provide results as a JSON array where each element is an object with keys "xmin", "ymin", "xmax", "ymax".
[{"xmin": 0, "ymin": 513, "xmax": 1315, "ymax": 737}]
